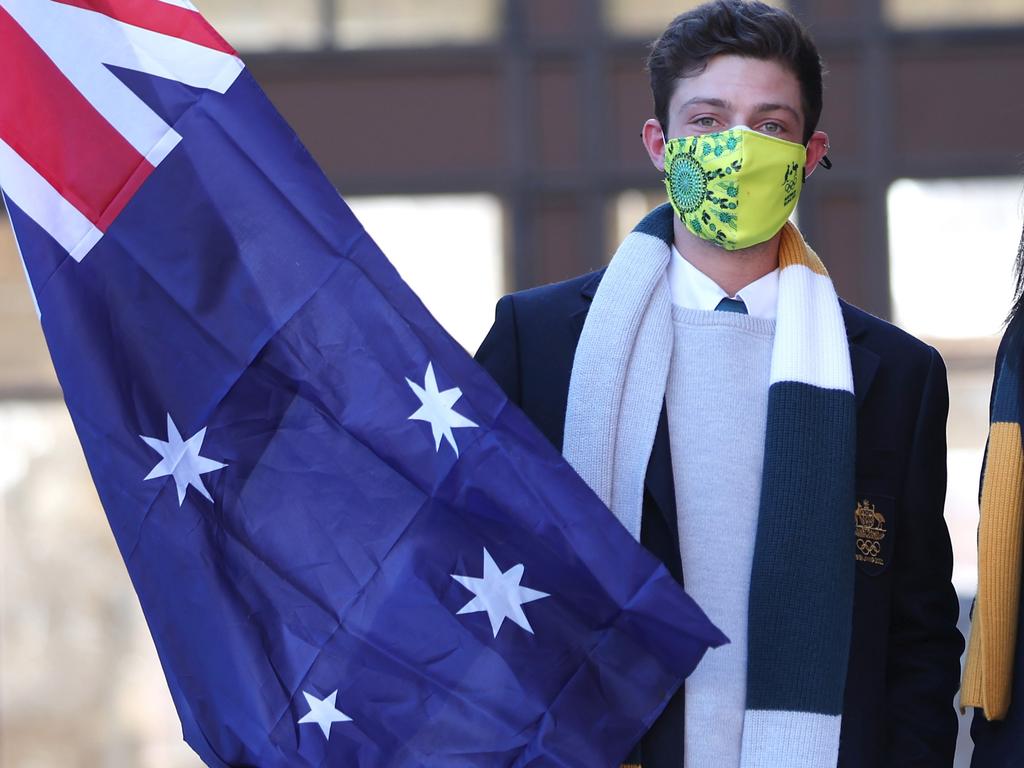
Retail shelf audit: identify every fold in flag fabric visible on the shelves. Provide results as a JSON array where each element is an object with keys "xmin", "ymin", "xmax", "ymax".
[{"xmin": 0, "ymin": 2, "xmax": 725, "ymax": 766}]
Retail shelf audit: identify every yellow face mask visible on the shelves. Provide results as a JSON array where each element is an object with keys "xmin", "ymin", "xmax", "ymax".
[{"xmin": 663, "ymin": 126, "xmax": 806, "ymax": 251}]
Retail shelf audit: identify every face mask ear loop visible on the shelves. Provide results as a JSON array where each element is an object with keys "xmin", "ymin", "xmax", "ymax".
[{"xmin": 805, "ymin": 154, "xmax": 832, "ymax": 181}]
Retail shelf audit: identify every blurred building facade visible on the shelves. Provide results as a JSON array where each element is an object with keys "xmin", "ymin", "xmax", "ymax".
[{"xmin": 2, "ymin": 1, "xmax": 1024, "ymax": 766}]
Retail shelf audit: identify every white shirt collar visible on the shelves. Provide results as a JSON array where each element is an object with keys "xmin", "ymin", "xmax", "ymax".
[{"xmin": 667, "ymin": 245, "xmax": 779, "ymax": 321}]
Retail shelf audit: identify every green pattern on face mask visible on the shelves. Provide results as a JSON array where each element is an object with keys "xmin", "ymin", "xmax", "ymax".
[
  {"xmin": 663, "ymin": 127, "xmax": 807, "ymax": 251},
  {"xmin": 667, "ymin": 151, "xmax": 708, "ymax": 214}
]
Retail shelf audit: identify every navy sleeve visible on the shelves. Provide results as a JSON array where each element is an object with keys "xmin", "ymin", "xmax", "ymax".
[
  {"xmin": 474, "ymin": 294, "xmax": 522, "ymax": 406},
  {"xmin": 883, "ymin": 347, "xmax": 965, "ymax": 765}
]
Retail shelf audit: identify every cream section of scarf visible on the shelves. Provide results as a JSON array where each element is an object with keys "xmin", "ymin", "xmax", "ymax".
[{"xmin": 562, "ymin": 222, "xmax": 672, "ymax": 540}]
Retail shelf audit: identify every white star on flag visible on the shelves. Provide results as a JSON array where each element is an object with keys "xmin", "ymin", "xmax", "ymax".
[
  {"xmin": 406, "ymin": 362, "xmax": 477, "ymax": 456},
  {"xmin": 452, "ymin": 548, "xmax": 550, "ymax": 637},
  {"xmin": 140, "ymin": 414, "xmax": 227, "ymax": 506},
  {"xmin": 297, "ymin": 689, "xmax": 352, "ymax": 739}
]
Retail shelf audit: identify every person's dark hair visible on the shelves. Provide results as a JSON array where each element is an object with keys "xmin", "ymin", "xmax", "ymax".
[
  {"xmin": 1009, "ymin": 221, "xmax": 1024, "ymax": 323},
  {"xmin": 647, "ymin": 0, "xmax": 824, "ymax": 145}
]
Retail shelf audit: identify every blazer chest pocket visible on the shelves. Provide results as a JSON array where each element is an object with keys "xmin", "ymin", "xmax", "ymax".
[{"xmin": 854, "ymin": 492, "xmax": 895, "ymax": 575}]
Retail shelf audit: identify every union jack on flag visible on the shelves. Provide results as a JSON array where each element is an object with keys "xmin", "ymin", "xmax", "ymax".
[{"xmin": 0, "ymin": 2, "xmax": 724, "ymax": 766}]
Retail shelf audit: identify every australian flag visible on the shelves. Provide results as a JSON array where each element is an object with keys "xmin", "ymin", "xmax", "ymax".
[{"xmin": 0, "ymin": 1, "xmax": 725, "ymax": 765}]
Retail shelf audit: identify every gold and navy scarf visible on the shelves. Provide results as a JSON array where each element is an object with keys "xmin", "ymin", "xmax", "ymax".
[
  {"xmin": 963, "ymin": 318, "xmax": 1024, "ymax": 720},
  {"xmin": 563, "ymin": 204, "xmax": 856, "ymax": 767}
]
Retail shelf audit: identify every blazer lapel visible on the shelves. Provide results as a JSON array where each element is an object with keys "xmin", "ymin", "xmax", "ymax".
[
  {"xmin": 569, "ymin": 269, "xmax": 602, "ymax": 340},
  {"xmin": 645, "ymin": 406, "xmax": 677, "ymax": 534},
  {"xmin": 841, "ymin": 301, "xmax": 880, "ymax": 408}
]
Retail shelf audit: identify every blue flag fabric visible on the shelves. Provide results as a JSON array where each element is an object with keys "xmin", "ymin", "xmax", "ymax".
[{"xmin": 0, "ymin": 4, "xmax": 724, "ymax": 766}]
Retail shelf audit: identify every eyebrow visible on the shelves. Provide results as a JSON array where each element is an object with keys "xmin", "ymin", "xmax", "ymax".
[
  {"xmin": 679, "ymin": 97, "xmax": 730, "ymax": 110},
  {"xmin": 678, "ymin": 97, "xmax": 802, "ymax": 121},
  {"xmin": 753, "ymin": 102, "xmax": 802, "ymax": 120}
]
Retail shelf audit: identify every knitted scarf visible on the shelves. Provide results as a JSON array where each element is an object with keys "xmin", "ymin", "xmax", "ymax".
[
  {"xmin": 963, "ymin": 316, "xmax": 1024, "ymax": 720},
  {"xmin": 563, "ymin": 204, "xmax": 856, "ymax": 767}
]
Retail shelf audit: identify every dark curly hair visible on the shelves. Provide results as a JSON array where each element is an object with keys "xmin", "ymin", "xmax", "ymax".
[
  {"xmin": 647, "ymin": 0, "xmax": 824, "ymax": 145},
  {"xmin": 1009, "ymin": 221, "xmax": 1024, "ymax": 323}
]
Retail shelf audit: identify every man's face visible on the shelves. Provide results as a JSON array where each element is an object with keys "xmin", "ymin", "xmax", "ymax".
[{"xmin": 643, "ymin": 53, "xmax": 828, "ymax": 175}]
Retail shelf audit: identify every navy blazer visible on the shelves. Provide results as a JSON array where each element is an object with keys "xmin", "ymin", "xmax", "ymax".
[{"xmin": 475, "ymin": 268, "xmax": 964, "ymax": 768}]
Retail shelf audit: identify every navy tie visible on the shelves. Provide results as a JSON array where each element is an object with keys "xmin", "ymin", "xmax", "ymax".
[{"xmin": 715, "ymin": 297, "xmax": 748, "ymax": 315}]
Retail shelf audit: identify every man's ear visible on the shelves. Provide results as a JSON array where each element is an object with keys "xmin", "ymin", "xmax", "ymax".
[
  {"xmin": 805, "ymin": 130, "xmax": 829, "ymax": 178},
  {"xmin": 642, "ymin": 119, "xmax": 668, "ymax": 172}
]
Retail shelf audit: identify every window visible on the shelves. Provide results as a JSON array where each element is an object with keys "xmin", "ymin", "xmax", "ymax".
[
  {"xmin": 611, "ymin": 189, "xmax": 665, "ymax": 248},
  {"xmin": 335, "ymin": 0, "xmax": 501, "ymax": 48},
  {"xmin": 197, "ymin": 0, "xmax": 324, "ymax": 51},
  {"xmin": 196, "ymin": 0, "xmax": 502, "ymax": 51},
  {"xmin": 0, "ymin": 214, "xmax": 55, "ymax": 395},
  {"xmin": 884, "ymin": 0, "xmax": 1024, "ymax": 29},
  {"xmin": 603, "ymin": 0, "xmax": 787, "ymax": 38},
  {"xmin": 888, "ymin": 177, "xmax": 1022, "ymax": 340},
  {"xmin": 346, "ymin": 194, "xmax": 505, "ymax": 353}
]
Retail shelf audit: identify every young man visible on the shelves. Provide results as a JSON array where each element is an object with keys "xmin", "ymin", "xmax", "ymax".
[{"xmin": 476, "ymin": 1, "xmax": 963, "ymax": 766}]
